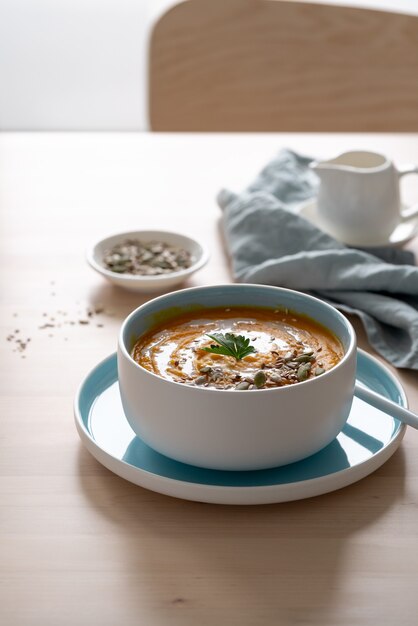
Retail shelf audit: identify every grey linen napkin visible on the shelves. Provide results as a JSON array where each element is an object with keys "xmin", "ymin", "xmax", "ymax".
[{"xmin": 218, "ymin": 149, "xmax": 418, "ymax": 369}]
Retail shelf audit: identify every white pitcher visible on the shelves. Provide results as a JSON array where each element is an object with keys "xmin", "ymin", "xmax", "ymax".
[{"xmin": 311, "ymin": 151, "xmax": 418, "ymax": 246}]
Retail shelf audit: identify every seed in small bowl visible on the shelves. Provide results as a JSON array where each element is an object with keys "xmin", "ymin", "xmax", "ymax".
[
  {"xmin": 102, "ymin": 239, "xmax": 192, "ymax": 276},
  {"xmin": 86, "ymin": 230, "xmax": 209, "ymax": 293}
]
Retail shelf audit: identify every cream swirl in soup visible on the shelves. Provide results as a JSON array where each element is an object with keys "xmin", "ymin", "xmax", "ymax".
[{"xmin": 131, "ymin": 306, "xmax": 344, "ymax": 390}]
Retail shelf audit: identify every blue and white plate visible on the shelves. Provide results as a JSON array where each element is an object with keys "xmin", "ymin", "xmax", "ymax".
[{"xmin": 74, "ymin": 350, "xmax": 406, "ymax": 505}]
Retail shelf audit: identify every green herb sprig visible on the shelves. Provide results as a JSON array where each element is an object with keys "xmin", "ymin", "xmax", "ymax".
[{"xmin": 203, "ymin": 333, "xmax": 256, "ymax": 361}]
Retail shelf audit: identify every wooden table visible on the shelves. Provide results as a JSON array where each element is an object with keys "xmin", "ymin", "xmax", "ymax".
[{"xmin": 1, "ymin": 132, "xmax": 418, "ymax": 626}]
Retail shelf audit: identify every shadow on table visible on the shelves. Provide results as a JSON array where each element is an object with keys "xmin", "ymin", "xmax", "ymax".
[
  {"xmin": 77, "ymin": 443, "xmax": 407, "ymax": 625},
  {"xmin": 86, "ymin": 278, "xmax": 206, "ymax": 323}
]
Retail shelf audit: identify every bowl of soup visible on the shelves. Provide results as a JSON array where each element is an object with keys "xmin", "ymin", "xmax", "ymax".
[{"xmin": 117, "ymin": 284, "xmax": 356, "ymax": 471}]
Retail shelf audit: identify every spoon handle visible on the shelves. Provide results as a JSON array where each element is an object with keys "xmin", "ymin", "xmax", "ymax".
[{"xmin": 354, "ymin": 382, "xmax": 418, "ymax": 429}]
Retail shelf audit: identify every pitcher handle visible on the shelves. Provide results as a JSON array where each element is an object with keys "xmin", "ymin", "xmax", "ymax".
[{"xmin": 398, "ymin": 164, "xmax": 418, "ymax": 220}]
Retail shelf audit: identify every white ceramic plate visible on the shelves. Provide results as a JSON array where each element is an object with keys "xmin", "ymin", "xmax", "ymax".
[
  {"xmin": 86, "ymin": 230, "xmax": 209, "ymax": 292},
  {"xmin": 298, "ymin": 199, "xmax": 418, "ymax": 247},
  {"xmin": 74, "ymin": 351, "xmax": 406, "ymax": 505}
]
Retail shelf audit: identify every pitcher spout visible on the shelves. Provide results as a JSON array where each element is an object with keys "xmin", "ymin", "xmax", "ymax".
[
  {"xmin": 311, "ymin": 151, "xmax": 389, "ymax": 174},
  {"xmin": 309, "ymin": 159, "xmax": 340, "ymax": 183}
]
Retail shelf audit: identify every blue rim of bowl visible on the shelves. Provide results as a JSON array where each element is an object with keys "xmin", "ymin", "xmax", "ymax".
[
  {"xmin": 118, "ymin": 283, "xmax": 357, "ymax": 394},
  {"xmin": 86, "ymin": 229, "xmax": 210, "ymax": 282}
]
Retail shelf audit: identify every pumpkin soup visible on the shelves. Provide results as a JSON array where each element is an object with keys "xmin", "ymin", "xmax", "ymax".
[{"xmin": 131, "ymin": 306, "xmax": 344, "ymax": 390}]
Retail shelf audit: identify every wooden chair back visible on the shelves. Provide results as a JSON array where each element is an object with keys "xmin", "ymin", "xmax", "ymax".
[{"xmin": 149, "ymin": 0, "xmax": 418, "ymax": 131}]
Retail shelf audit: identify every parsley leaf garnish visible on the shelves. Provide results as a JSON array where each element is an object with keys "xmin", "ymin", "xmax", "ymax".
[{"xmin": 203, "ymin": 333, "xmax": 256, "ymax": 361}]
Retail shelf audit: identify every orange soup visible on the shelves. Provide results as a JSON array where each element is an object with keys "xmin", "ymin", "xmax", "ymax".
[{"xmin": 132, "ymin": 306, "xmax": 344, "ymax": 390}]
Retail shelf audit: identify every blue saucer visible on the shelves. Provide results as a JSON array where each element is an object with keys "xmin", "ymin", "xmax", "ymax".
[{"xmin": 74, "ymin": 351, "xmax": 406, "ymax": 504}]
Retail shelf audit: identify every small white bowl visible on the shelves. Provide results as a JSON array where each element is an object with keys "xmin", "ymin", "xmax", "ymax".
[{"xmin": 86, "ymin": 230, "xmax": 209, "ymax": 292}]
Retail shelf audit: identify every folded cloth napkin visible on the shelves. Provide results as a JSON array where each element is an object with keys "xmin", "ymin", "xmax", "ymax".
[{"xmin": 218, "ymin": 149, "xmax": 418, "ymax": 369}]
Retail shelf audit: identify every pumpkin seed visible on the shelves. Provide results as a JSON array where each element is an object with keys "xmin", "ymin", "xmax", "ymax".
[
  {"xmin": 294, "ymin": 354, "xmax": 314, "ymax": 363},
  {"xmin": 195, "ymin": 376, "xmax": 207, "ymax": 385},
  {"xmin": 315, "ymin": 367, "xmax": 325, "ymax": 376},
  {"xmin": 269, "ymin": 373, "xmax": 284, "ymax": 385},
  {"xmin": 297, "ymin": 362, "xmax": 311, "ymax": 382},
  {"xmin": 254, "ymin": 370, "xmax": 266, "ymax": 388},
  {"xmin": 235, "ymin": 381, "xmax": 250, "ymax": 390}
]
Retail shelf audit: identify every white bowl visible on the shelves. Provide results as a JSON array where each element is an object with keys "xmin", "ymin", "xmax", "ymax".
[
  {"xmin": 117, "ymin": 284, "xmax": 357, "ymax": 471},
  {"xmin": 86, "ymin": 230, "xmax": 209, "ymax": 292}
]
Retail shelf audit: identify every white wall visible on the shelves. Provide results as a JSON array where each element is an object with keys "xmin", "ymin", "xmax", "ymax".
[
  {"xmin": 0, "ymin": 0, "xmax": 151, "ymax": 130},
  {"xmin": 323, "ymin": 0, "xmax": 418, "ymax": 13},
  {"xmin": 0, "ymin": 0, "xmax": 417, "ymax": 131}
]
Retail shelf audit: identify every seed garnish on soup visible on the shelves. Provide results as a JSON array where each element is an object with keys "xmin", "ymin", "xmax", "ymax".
[{"xmin": 131, "ymin": 306, "xmax": 343, "ymax": 390}]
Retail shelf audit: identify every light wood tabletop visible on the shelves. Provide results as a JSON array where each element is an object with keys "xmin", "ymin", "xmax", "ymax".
[{"xmin": 1, "ymin": 132, "xmax": 418, "ymax": 626}]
